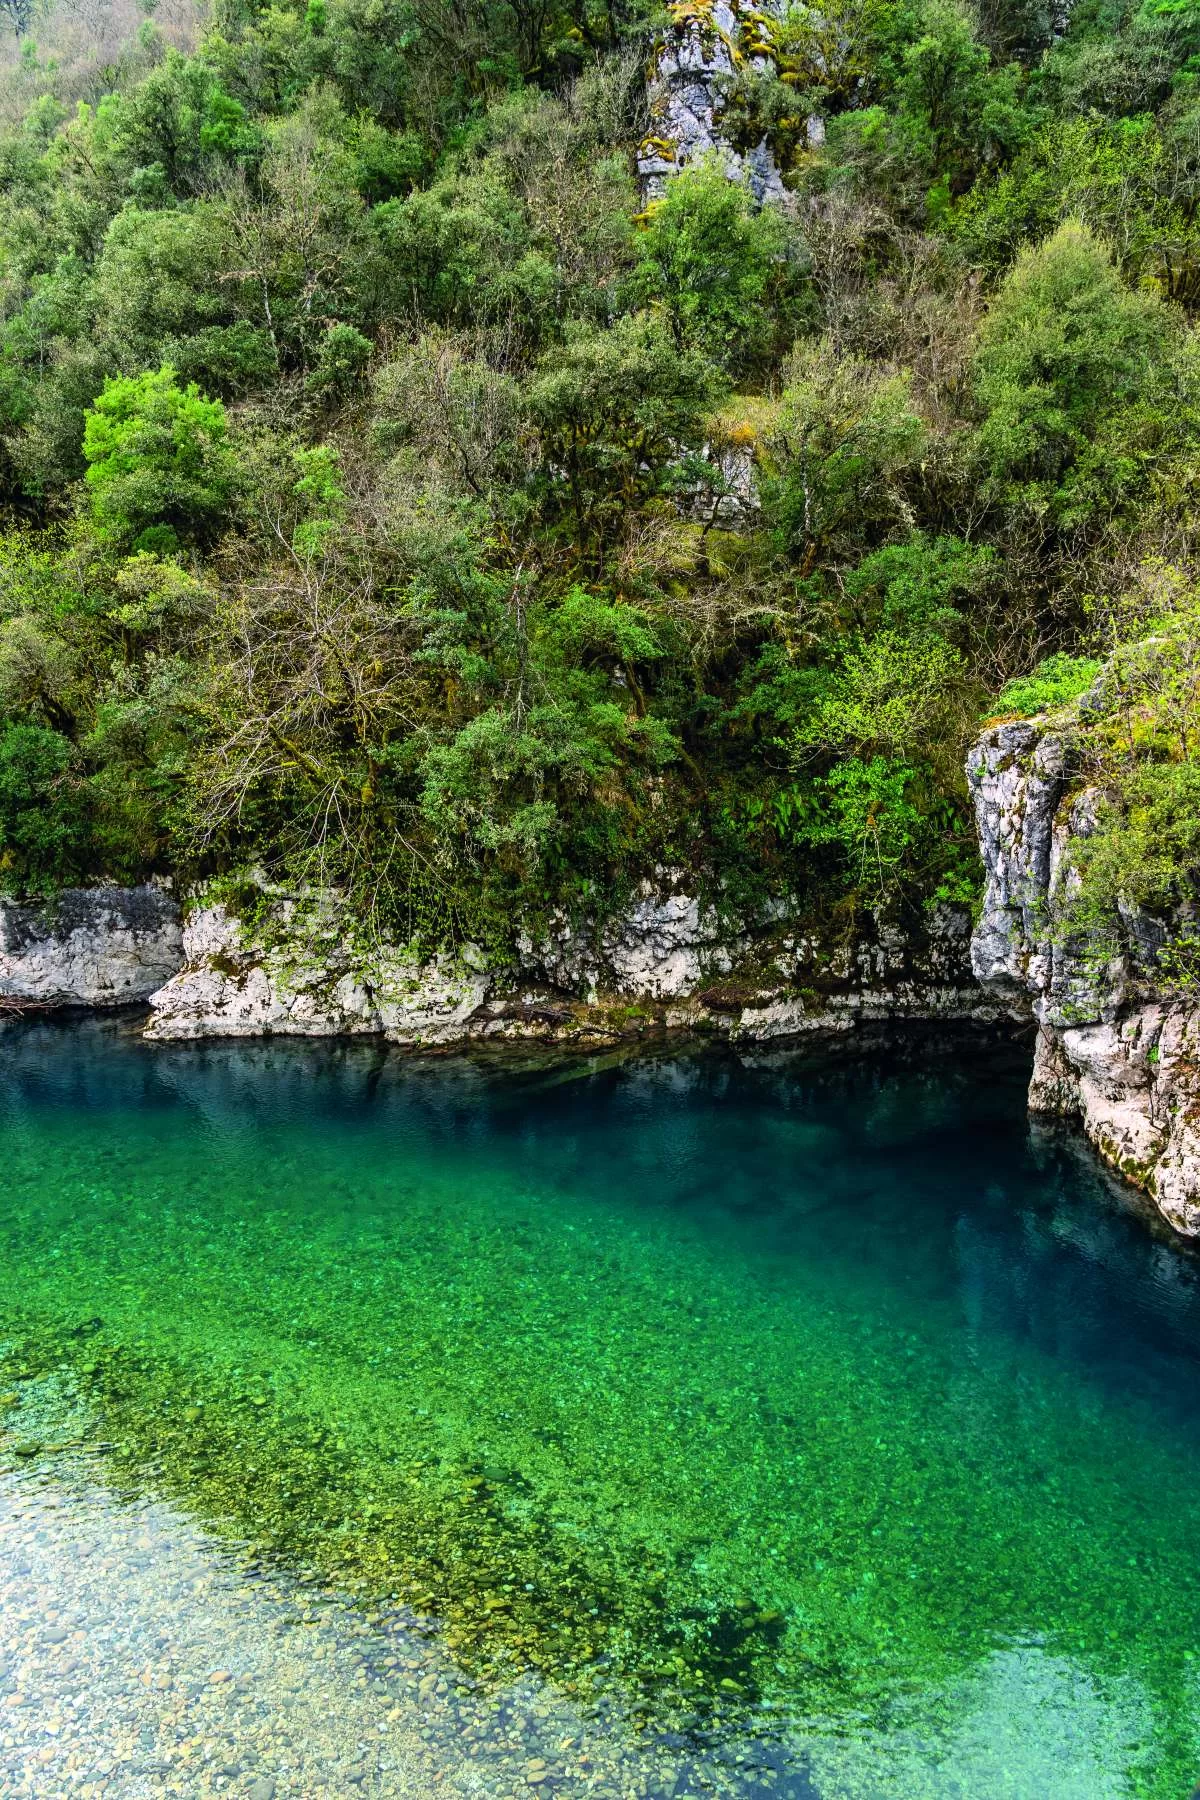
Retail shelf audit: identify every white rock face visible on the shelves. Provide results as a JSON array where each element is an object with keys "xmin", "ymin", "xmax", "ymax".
[
  {"xmin": 146, "ymin": 880, "xmax": 1004, "ymax": 1049},
  {"xmin": 520, "ymin": 884, "xmax": 734, "ymax": 999},
  {"xmin": 732, "ymin": 905, "xmax": 1020, "ymax": 1040},
  {"xmin": 1027, "ymin": 1008, "xmax": 1200, "ymax": 1236},
  {"xmin": 0, "ymin": 885, "xmax": 182, "ymax": 1007},
  {"xmin": 147, "ymin": 895, "xmax": 489, "ymax": 1046},
  {"xmin": 638, "ymin": 0, "xmax": 793, "ymax": 204},
  {"xmin": 967, "ymin": 716, "xmax": 1200, "ymax": 1235},
  {"xmin": 967, "ymin": 722, "xmax": 1065, "ymax": 991}
]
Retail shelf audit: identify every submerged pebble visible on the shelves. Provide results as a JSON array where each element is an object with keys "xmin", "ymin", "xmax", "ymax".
[{"xmin": 0, "ymin": 1455, "xmax": 813, "ymax": 1799}]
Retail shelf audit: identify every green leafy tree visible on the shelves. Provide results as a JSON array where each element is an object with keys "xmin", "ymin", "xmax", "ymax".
[
  {"xmin": 842, "ymin": 534, "xmax": 993, "ymax": 636},
  {"xmin": 307, "ymin": 321, "xmax": 373, "ymax": 397},
  {"xmin": 527, "ymin": 313, "xmax": 723, "ymax": 558},
  {"xmin": 416, "ymin": 591, "xmax": 678, "ymax": 902},
  {"xmin": 793, "ymin": 627, "xmax": 973, "ymax": 764},
  {"xmin": 627, "ymin": 158, "xmax": 795, "ymax": 375},
  {"xmin": 766, "ymin": 340, "xmax": 928, "ymax": 571},
  {"xmin": 802, "ymin": 755, "xmax": 934, "ymax": 903},
  {"xmin": 92, "ymin": 206, "xmax": 231, "ymax": 369},
  {"xmin": 372, "ymin": 85, "xmax": 636, "ymax": 347},
  {"xmin": 0, "ymin": 722, "xmax": 85, "ymax": 890},
  {"xmin": 786, "ymin": 619, "xmax": 983, "ymax": 903},
  {"xmin": 892, "ymin": 0, "xmax": 1027, "ymax": 188},
  {"xmin": 992, "ymin": 651, "xmax": 1102, "ymax": 717},
  {"xmin": 91, "ymin": 52, "xmax": 264, "ymax": 195},
  {"xmin": 972, "ymin": 221, "xmax": 1179, "ymax": 523},
  {"xmin": 82, "ymin": 367, "xmax": 237, "ymax": 552},
  {"xmin": 950, "ymin": 115, "xmax": 1200, "ymax": 296}
]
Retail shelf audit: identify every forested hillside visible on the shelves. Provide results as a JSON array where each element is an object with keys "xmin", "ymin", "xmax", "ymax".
[{"xmin": 0, "ymin": 0, "xmax": 1197, "ymax": 949}]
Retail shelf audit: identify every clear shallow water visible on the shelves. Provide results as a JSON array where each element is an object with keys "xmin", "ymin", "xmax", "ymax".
[{"xmin": 2, "ymin": 1020, "xmax": 1200, "ymax": 1798}]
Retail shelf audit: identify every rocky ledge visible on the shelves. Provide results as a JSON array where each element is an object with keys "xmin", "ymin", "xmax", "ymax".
[
  {"xmin": 143, "ymin": 880, "xmax": 1016, "ymax": 1049},
  {"xmin": 0, "ymin": 885, "xmax": 182, "ymax": 1011},
  {"xmin": 968, "ymin": 717, "xmax": 1200, "ymax": 1235}
]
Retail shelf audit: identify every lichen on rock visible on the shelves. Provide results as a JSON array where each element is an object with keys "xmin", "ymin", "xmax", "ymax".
[
  {"xmin": 144, "ymin": 875, "xmax": 1013, "ymax": 1051},
  {"xmin": 146, "ymin": 890, "xmax": 490, "ymax": 1047},
  {"xmin": 968, "ymin": 710, "xmax": 1200, "ymax": 1235},
  {"xmin": 637, "ymin": 0, "xmax": 794, "ymax": 203}
]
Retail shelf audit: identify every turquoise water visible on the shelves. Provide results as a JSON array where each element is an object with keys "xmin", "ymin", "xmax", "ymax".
[{"xmin": 3, "ymin": 1018, "xmax": 1200, "ymax": 1797}]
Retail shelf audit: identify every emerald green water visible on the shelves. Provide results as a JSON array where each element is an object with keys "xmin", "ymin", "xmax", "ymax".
[{"xmin": 3, "ymin": 1019, "xmax": 1200, "ymax": 1798}]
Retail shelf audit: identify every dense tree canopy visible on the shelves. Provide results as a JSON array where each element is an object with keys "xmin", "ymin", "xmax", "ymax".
[{"xmin": 0, "ymin": 0, "xmax": 1197, "ymax": 951}]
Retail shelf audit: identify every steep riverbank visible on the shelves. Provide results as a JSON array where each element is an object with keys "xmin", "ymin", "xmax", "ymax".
[
  {"xmin": 2, "ymin": 878, "xmax": 1019, "ymax": 1046},
  {"xmin": 145, "ymin": 884, "xmax": 1015, "ymax": 1046},
  {"xmin": 968, "ymin": 714, "xmax": 1200, "ymax": 1236},
  {"xmin": 8, "ymin": 709, "xmax": 1200, "ymax": 1238},
  {"xmin": 0, "ymin": 885, "xmax": 181, "ymax": 1011}
]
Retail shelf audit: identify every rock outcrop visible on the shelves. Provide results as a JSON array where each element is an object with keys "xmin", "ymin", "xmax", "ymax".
[
  {"xmin": 0, "ymin": 884, "xmax": 183, "ymax": 1009},
  {"xmin": 968, "ymin": 717, "xmax": 1200, "ymax": 1235},
  {"xmin": 145, "ymin": 893, "xmax": 489, "ymax": 1046},
  {"xmin": 517, "ymin": 887, "xmax": 736, "ymax": 1000},
  {"xmin": 145, "ymin": 878, "xmax": 1015, "ymax": 1048},
  {"xmin": 637, "ymin": 0, "xmax": 794, "ymax": 203},
  {"xmin": 0, "ymin": 870, "xmax": 1018, "ymax": 1053}
]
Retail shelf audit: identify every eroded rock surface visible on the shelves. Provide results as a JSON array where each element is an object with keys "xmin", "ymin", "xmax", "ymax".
[
  {"xmin": 0, "ymin": 885, "xmax": 182, "ymax": 1008},
  {"xmin": 967, "ymin": 722, "xmax": 1066, "ymax": 994},
  {"xmin": 637, "ymin": 0, "xmax": 792, "ymax": 203},
  {"xmin": 146, "ymin": 880, "xmax": 1012, "ymax": 1049},
  {"xmin": 518, "ymin": 885, "xmax": 735, "ymax": 1000},
  {"xmin": 145, "ymin": 895, "xmax": 489, "ymax": 1047},
  {"xmin": 968, "ymin": 716, "xmax": 1200, "ymax": 1235}
]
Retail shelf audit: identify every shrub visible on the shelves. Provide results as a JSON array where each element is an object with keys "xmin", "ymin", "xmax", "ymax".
[
  {"xmin": 991, "ymin": 653, "xmax": 1102, "ymax": 717},
  {"xmin": 82, "ymin": 367, "xmax": 237, "ymax": 552},
  {"xmin": 627, "ymin": 157, "xmax": 795, "ymax": 376},
  {"xmin": 0, "ymin": 722, "xmax": 86, "ymax": 890},
  {"xmin": 972, "ymin": 222, "xmax": 1178, "ymax": 524}
]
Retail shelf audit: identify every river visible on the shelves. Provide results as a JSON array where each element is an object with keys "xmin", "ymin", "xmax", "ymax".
[{"xmin": 1, "ymin": 1018, "xmax": 1198, "ymax": 1798}]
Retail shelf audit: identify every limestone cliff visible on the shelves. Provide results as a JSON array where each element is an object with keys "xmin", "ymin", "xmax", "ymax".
[
  {"xmin": 968, "ymin": 717, "xmax": 1200, "ymax": 1235},
  {"xmin": 145, "ymin": 879, "xmax": 1011, "ymax": 1048},
  {"xmin": 637, "ymin": 0, "xmax": 799, "ymax": 203},
  {"xmin": 0, "ymin": 884, "xmax": 182, "ymax": 1010},
  {"xmin": 0, "ymin": 871, "xmax": 1015, "ymax": 1053},
  {"xmin": 144, "ymin": 891, "xmax": 489, "ymax": 1046}
]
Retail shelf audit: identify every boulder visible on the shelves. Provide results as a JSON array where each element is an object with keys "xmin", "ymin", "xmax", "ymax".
[{"xmin": 146, "ymin": 895, "xmax": 489, "ymax": 1046}]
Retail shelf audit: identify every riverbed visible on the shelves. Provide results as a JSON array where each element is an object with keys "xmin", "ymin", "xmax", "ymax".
[{"xmin": 2, "ymin": 1019, "xmax": 1199, "ymax": 1798}]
